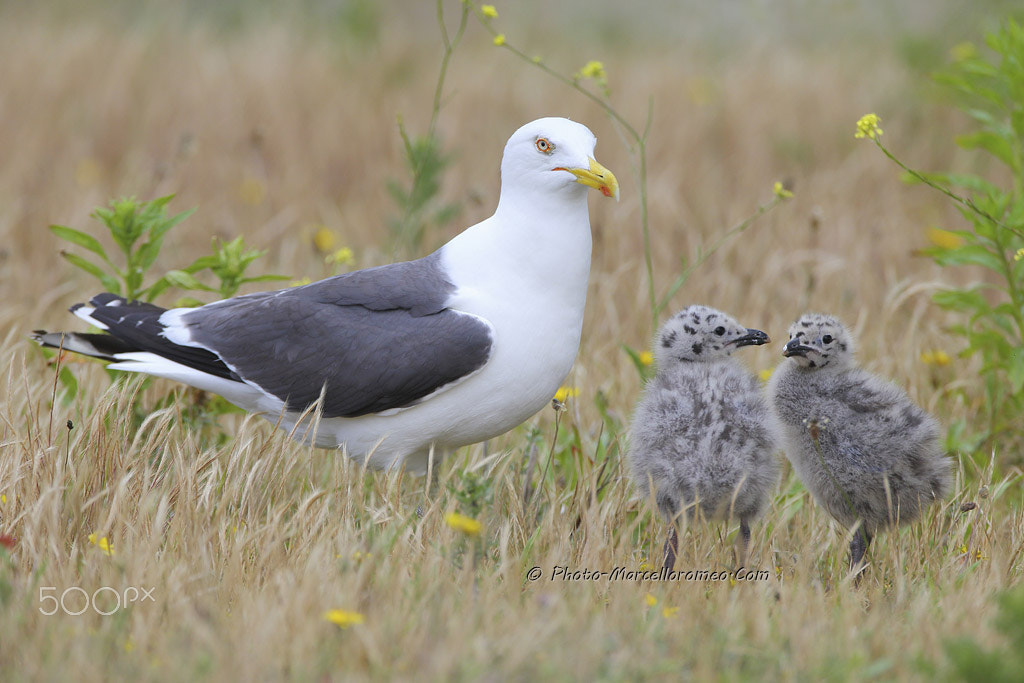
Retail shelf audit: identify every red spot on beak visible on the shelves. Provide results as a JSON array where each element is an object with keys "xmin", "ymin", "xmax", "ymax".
[{"xmin": 600, "ymin": 186, "xmax": 613, "ymax": 198}]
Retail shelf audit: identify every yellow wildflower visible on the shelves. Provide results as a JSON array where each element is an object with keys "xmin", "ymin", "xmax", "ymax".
[
  {"xmin": 493, "ymin": 33, "xmax": 506, "ymax": 47},
  {"xmin": 531, "ymin": 55, "xmax": 543, "ymax": 64},
  {"xmin": 326, "ymin": 247, "xmax": 355, "ymax": 266},
  {"xmin": 758, "ymin": 368, "xmax": 774, "ymax": 383},
  {"xmin": 639, "ymin": 351, "xmax": 654, "ymax": 366},
  {"xmin": 1014, "ymin": 247, "xmax": 1024, "ymax": 262},
  {"xmin": 312, "ymin": 226, "xmax": 336, "ymax": 253},
  {"xmin": 289, "ymin": 277, "xmax": 312, "ymax": 288},
  {"xmin": 324, "ymin": 609, "xmax": 365, "ymax": 628},
  {"xmin": 662, "ymin": 606, "xmax": 680, "ymax": 619},
  {"xmin": 88, "ymin": 533, "xmax": 114, "ymax": 556},
  {"xmin": 124, "ymin": 639, "xmax": 135, "ymax": 653},
  {"xmin": 644, "ymin": 593, "xmax": 658, "ymax": 607},
  {"xmin": 773, "ymin": 181, "xmax": 794, "ymax": 199},
  {"xmin": 480, "ymin": 5, "xmax": 498, "ymax": 19},
  {"xmin": 352, "ymin": 550, "xmax": 372, "ymax": 563},
  {"xmin": 237, "ymin": 177, "xmax": 266, "ymax": 205},
  {"xmin": 950, "ymin": 42, "xmax": 976, "ymax": 62},
  {"xmin": 554, "ymin": 386, "xmax": 579, "ymax": 402},
  {"xmin": 927, "ymin": 227, "xmax": 964, "ymax": 250},
  {"xmin": 920, "ymin": 350, "xmax": 952, "ymax": 367},
  {"xmin": 638, "ymin": 559, "xmax": 652, "ymax": 571},
  {"xmin": 1, "ymin": 494, "xmax": 6, "ymax": 504},
  {"xmin": 445, "ymin": 511, "xmax": 482, "ymax": 536},
  {"xmin": 854, "ymin": 113, "xmax": 883, "ymax": 140},
  {"xmin": 577, "ymin": 60, "xmax": 606, "ymax": 81}
]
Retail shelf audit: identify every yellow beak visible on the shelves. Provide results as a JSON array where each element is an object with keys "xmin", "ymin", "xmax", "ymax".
[{"xmin": 556, "ymin": 158, "xmax": 620, "ymax": 201}]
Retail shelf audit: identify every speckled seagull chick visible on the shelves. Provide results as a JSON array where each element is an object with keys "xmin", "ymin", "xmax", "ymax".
[
  {"xmin": 629, "ymin": 305, "xmax": 780, "ymax": 569},
  {"xmin": 766, "ymin": 313, "xmax": 953, "ymax": 575}
]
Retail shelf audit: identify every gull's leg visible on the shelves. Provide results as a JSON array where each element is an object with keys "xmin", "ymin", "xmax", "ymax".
[
  {"xmin": 738, "ymin": 519, "xmax": 752, "ymax": 566},
  {"xmin": 663, "ymin": 526, "xmax": 679, "ymax": 571},
  {"xmin": 849, "ymin": 526, "xmax": 871, "ymax": 583}
]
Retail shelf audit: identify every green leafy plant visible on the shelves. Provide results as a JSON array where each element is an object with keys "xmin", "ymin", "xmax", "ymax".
[
  {"xmin": 50, "ymin": 195, "xmax": 195, "ymax": 301},
  {"xmin": 51, "ymin": 195, "xmax": 288, "ymax": 307},
  {"xmin": 857, "ymin": 19, "xmax": 1024, "ymax": 456}
]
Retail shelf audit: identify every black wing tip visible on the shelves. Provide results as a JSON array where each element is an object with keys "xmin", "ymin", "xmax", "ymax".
[
  {"xmin": 92, "ymin": 292, "xmax": 127, "ymax": 307},
  {"xmin": 68, "ymin": 293, "xmax": 131, "ymax": 314}
]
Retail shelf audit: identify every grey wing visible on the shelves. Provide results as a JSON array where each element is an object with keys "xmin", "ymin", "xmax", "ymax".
[
  {"xmin": 833, "ymin": 372, "xmax": 905, "ymax": 414},
  {"xmin": 179, "ymin": 254, "xmax": 494, "ymax": 418}
]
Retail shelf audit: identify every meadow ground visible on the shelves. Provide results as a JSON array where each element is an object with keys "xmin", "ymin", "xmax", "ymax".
[{"xmin": 0, "ymin": 2, "xmax": 1022, "ymax": 680}]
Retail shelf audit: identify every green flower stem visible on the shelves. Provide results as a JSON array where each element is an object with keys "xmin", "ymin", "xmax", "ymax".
[
  {"xmin": 430, "ymin": 0, "xmax": 469, "ymax": 141},
  {"xmin": 871, "ymin": 137, "xmax": 1024, "ymax": 242},
  {"xmin": 654, "ymin": 194, "xmax": 784, "ymax": 319}
]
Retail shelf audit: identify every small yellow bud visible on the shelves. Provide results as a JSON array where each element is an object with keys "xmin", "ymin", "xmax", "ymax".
[
  {"xmin": 854, "ymin": 113, "xmax": 883, "ymax": 140},
  {"xmin": 323, "ymin": 609, "xmax": 365, "ymax": 628},
  {"xmin": 773, "ymin": 181, "xmax": 794, "ymax": 199},
  {"xmin": 554, "ymin": 386, "xmax": 579, "ymax": 402},
  {"xmin": 445, "ymin": 512, "xmax": 482, "ymax": 536}
]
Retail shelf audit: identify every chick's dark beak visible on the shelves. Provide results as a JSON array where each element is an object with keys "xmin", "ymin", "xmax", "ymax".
[
  {"xmin": 733, "ymin": 328, "xmax": 771, "ymax": 348},
  {"xmin": 783, "ymin": 338, "xmax": 812, "ymax": 357}
]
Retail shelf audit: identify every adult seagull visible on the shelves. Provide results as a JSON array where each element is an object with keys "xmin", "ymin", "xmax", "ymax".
[{"xmin": 34, "ymin": 117, "xmax": 619, "ymax": 473}]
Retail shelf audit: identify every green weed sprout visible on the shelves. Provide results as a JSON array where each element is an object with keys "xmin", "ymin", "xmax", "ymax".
[{"xmin": 50, "ymin": 195, "xmax": 195, "ymax": 302}]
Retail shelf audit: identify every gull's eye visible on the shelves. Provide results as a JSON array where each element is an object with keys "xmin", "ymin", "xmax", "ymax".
[
  {"xmin": 536, "ymin": 138, "xmax": 554, "ymax": 154},
  {"xmin": 714, "ymin": 326, "xmax": 726, "ymax": 336},
  {"xmin": 822, "ymin": 335, "xmax": 834, "ymax": 344}
]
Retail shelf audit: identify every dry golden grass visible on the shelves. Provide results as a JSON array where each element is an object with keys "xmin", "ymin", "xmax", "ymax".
[{"xmin": 1, "ymin": 4, "xmax": 1022, "ymax": 680}]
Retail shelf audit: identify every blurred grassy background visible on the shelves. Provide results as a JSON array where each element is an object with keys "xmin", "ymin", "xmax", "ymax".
[{"xmin": 1, "ymin": 0, "xmax": 1023, "ymax": 679}]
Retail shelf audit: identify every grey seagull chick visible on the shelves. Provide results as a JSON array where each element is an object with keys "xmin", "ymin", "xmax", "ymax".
[
  {"xmin": 33, "ymin": 117, "xmax": 619, "ymax": 474},
  {"xmin": 766, "ymin": 313, "xmax": 953, "ymax": 577},
  {"xmin": 628, "ymin": 305, "xmax": 780, "ymax": 570}
]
